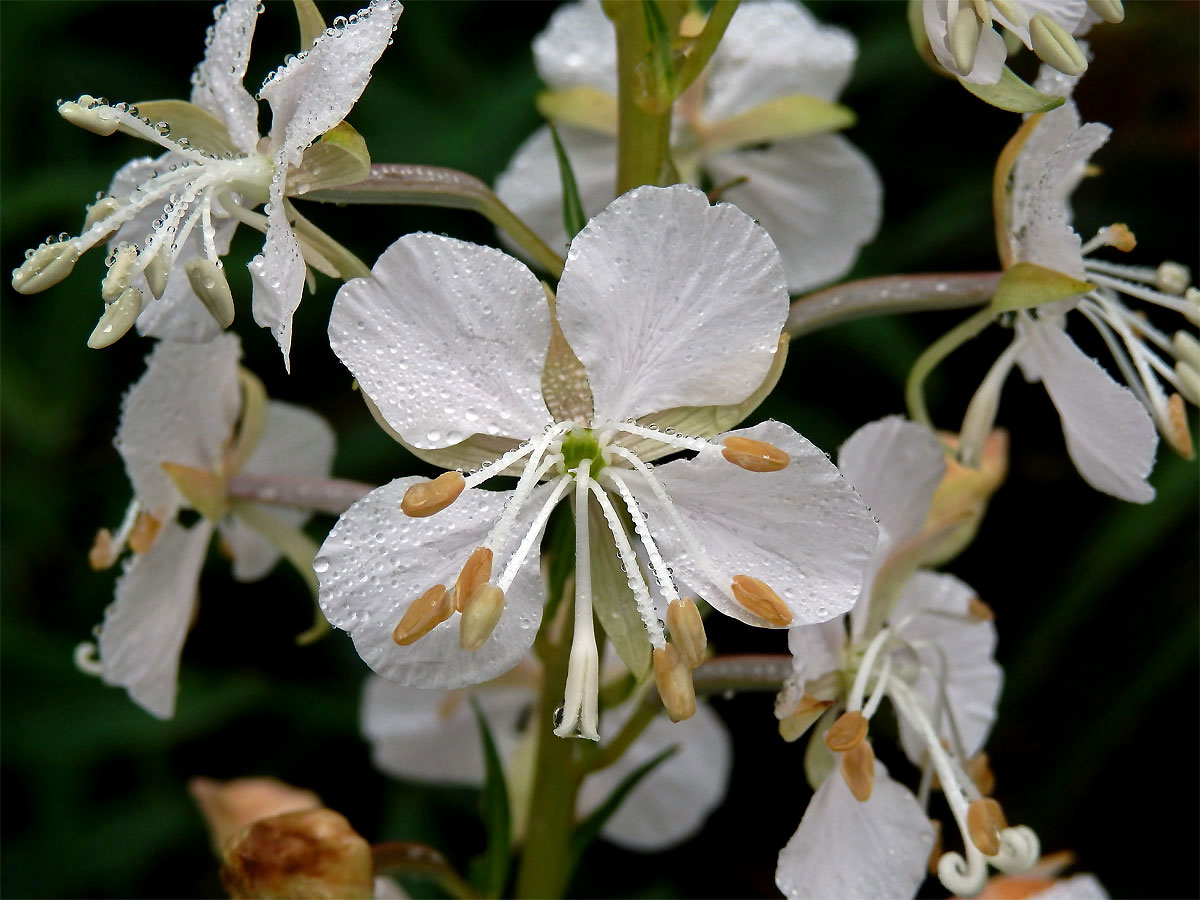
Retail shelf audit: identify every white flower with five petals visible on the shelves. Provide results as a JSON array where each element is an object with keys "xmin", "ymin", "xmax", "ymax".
[
  {"xmin": 316, "ymin": 184, "xmax": 877, "ymax": 741},
  {"xmin": 495, "ymin": 0, "xmax": 881, "ymax": 294}
]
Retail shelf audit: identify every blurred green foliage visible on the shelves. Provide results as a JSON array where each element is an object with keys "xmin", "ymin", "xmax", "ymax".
[{"xmin": 1, "ymin": 2, "xmax": 1195, "ymax": 898}]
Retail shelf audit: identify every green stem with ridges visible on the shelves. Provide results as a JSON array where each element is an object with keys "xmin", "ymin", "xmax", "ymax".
[{"xmin": 905, "ymin": 306, "xmax": 998, "ymax": 428}]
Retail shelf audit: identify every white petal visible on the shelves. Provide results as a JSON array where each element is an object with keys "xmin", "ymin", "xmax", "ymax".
[
  {"xmin": 778, "ymin": 617, "xmax": 847, "ymax": 714},
  {"xmin": 1018, "ymin": 317, "xmax": 1157, "ymax": 502},
  {"xmin": 316, "ymin": 478, "xmax": 552, "ymax": 688},
  {"xmin": 995, "ymin": 0, "xmax": 1089, "ymax": 49},
  {"xmin": 248, "ymin": 178, "xmax": 306, "ymax": 367},
  {"xmin": 837, "ymin": 416, "xmax": 945, "ymax": 557},
  {"xmin": 776, "ymin": 760, "xmax": 934, "ymax": 900},
  {"xmin": 557, "ymin": 184, "xmax": 788, "ymax": 423},
  {"xmin": 189, "ymin": 0, "xmax": 261, "ymax": 153},
  {"xmin": 221, "ymin": 400, "xmax": 336, "ymax": 582},
  {"xmin": 891, "ymin": 571, "xmax": 1002, "ymax": 762},
  {"xmin": 99, "ymin": 519, "xmax": 214, "ymax": 719},
  {"xmin": 329, "ymin": 233, "xmax": 553, "ymax": 449},
  {"xmin": 706, "ymin": 135, "xmax": 881, "ymax": 293},
  {"xmin": 533, "ymin": 0, "xmax": 618, "ymax": 94},
  {"xmin": 1035, "ymin": 874, "xmax": 1111, "ymax": 899},
  {"xmin": 630, "ymin": 420, "xmax": 878, "ymax": 628},
  {"xmin": 259, "ymin": 0, "xmax": 401, "ymax": 167},
  {"xmin": 704, "ymin": 0, "xmax": 858, "ymax": 120},
  {"xmin": 493, "ymin": 125, "xmax": 618, "ymax": 264},
  {"xmin": 578, "ymin": 701, "xmax": 731, "ymax": 851},
  {"xmin": 115, "ymin": 334, "xmax": 242, "ymax": 519},
  {"xmin": 361, "ymin": 675, "xmax": 532, "ymax": 785}
]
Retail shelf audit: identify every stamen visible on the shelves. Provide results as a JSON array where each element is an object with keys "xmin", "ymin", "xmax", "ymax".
[
  {"xmin": 392, "ymin": 584, "xmax": 453, "ymax": 646},
  {"xmin": 602, "ymin": 468, "xmax": 682, "ymax": 606},
  {"xmin": 84, "ymin": 196, "xmax": 123, "ymax": 231},
  {"xmin": 861, "ymin": 653, "xmax": 892, "ymax": 720},
  {"xmin": 483, "ymin": 423, "xmax": 573, "ymax": 552},
  {"xmin": 73, "ymin": 641, "xmax": 105, "ymax": 677},
  {"xmin": 11, "ymin": 240, "xmax": 81, "ymax": 294},
  {"xmin": 847, "ymin": 627, "xmax": 892, "ymax": 712},
  {"xmin": 720, "ymin": 435, "xmax": 790, "ymax": 472},
  {"xmin": 453, "ymin": 547, "xmax": 493, "ymax": 613},
  {"xmin": 459, "ymin": 584, "xmax": 505, "ymax": 651},
  {"xmin": 652, "ymin": 644, "xmax": 696, "ymax": 723},
  {"xmin": 824, "ymin": 710, "xmax": 868, "ymax": 752},
  {"xmin": 959, "ymin": 337, "xmax": 1022, "ymax": 469},
  {"xmin": 400, "ymin": 472, "xmax": 465, "ymax": 517},
  {"xmin": 666, "ymin": 597, "xmax": 707, "ymax": 669},
  {"xmin": 1086, "ymin": 0, "xmax": 1124, "ymax": 23},
  {"xmin": 1175, "ymin": 361, "xmax": 1200, "ymax": 407},
  {"xmin": 607, "ymin": 421, "xmax": 712, "ymax": 455},
  {"xmin": 185, "ymin": 258, "xmax": 236, "ymax": 327},
  {"xmin": 730, "ymin": 575, "xmax": 792, "ymax": 626},
  {"xmin": 778, "ymin": 693, "xmax": 834, "ymax": 742},
  {"xmin": 88, "ymin": 286, "xmax": 144, "ymax": 349},
  {"xmin": 88, "ymin": 529, "xmax": 119, "ymax": 571},
  {"xmin": 128, "ymin": 512, "xmax": 163, "ymax": 555},
  {"xmin": 839, "ymin": 740, "xmax": 875, "ymax": 802},
  {"xmin": 968, "ymin": 597, "xmax": 996, "ymax": 621},
  {"xmin": 57, "ymin": 95, "xmax": 121, "ymax": 135},
  {"xmin": 990, "ymin": 0, "xmax": 1029, "ymax": 27},
  {"xmin": 554, "ymin": 460, "xmax": 600, "ymax": 741},
  {"xmin": 143, "ymin": 245, "xmax": 171, "ymax": 300},
  {"xmin": 1028, "ymin": 14, "xmax": 1088, "ymax": 76},
  {"xmin": 967, "ymin": 798, "xmax": 1008, "ymax": 856},
  {"xmin": 1155, "ymin": 262, "xmax": 1191, "ymax": 296},
  {"xmin": 1090, "ymin": 271, "xmax": 1199, "ymax": 322},
  {"xmin": 949, "ymin": 6, "xmax": 982, "ymax": 75},
  {"xmin": 1166, "ymin": 393, "xmax": 1194, "ymax": 459},
  {"xmin": 495, "ymin": 473, "xmax": 572, "ymax": 591},
  {"xmin": 966, "ymin": 752, "xmax": 996, "ymax": 797}
]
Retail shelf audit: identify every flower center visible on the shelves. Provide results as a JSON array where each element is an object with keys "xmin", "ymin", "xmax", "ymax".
[{"xmin": 558, "ymin": 427, "xmax": 605, "ymax": 477}]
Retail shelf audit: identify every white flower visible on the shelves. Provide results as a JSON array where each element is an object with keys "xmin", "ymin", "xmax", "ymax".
[
  {"xmin": 774, "ymin": 417, "xmax": 1029, "ymax": 900},
  {"xmin": 494, "ymin": 0, "xmax": 881, "ymax": 294},
  {"xmin": 86, "ymin": 334, "xmax": 335, "ymax": 718},
  {"xmin": 12, "ymin": 0, "xmax": 402, "ymax": 367},
  {"xmin": 922, "ymin": 0, "xmax": 1121, "ymax": 85},
  {"xmin": 316, "ymin": 183, "xmax": 877, "ymax": 742},
  {"xmin": 967, "ymin": 93, "xmax": 1199, "ymax": 503},
  {"xmin": 361, "ymin": 660, "xmax": 732, "ymax": 852}
]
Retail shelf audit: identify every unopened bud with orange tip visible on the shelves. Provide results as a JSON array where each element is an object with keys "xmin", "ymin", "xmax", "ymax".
[{"xmin": 919, "ymin": 428, "xmax": 1009, "ymax": 567}]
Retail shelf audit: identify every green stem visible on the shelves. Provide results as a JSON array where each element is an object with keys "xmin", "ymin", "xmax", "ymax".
[
  {"xmin": 371, "ymin": 841, "xmax": 481, "ymax": 900},
  {"xmin": 673, "ymin": 0, "xmax": 740, "ymax": 96},
  {"xmin": 581, "ymin": 697, "xmax": 659, "ymax": 774},
  {"xmin": 904, "ymin": 305, "xmax": 998, "ymax": 428}
]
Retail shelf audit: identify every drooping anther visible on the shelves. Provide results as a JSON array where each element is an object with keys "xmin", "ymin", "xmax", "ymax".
[
  {"xmin": 88, "ymin": 287, "xmax": 144, "ymax": 349},
  {"xmin": 1156, "ymin": 261, "xmax": 1191, "ymax": 295},
  {"xmin": 392, "ymin": 584, "xmax": 452, "ymax": 646},
  {"xmin": 1166, "ymin": 393, "xmax": 1194, "ymax": 459},
  {"xmin": 453, "ymin": 547, "xmax": 493, "ymax": 613},
  {"xmin": 85, "ymin": 196, "xmax": 122, "ymax": 231},
  {"xmin": 89, "ymin": 528, "xmax": 118, "ymax": 570},
  {"xmin": 966, "ymin": 752, "xmax": 996, "ymax": 797},
  {"xmin": 128, "ymin": 512, "xmax": 163, "ymax": 555},
  {"xmin": 666, "ymin": 597, "xmax": 707, "ymax": 668},
  {"xmin": 967, "ymin": 596, "xmax": 996, "ymax": 621},
  {"xmin": 102, "ymin": 244, "xmax": 137, "ymax": 302},
  {"xmin": 840, "ymin": 739, "xmax": 875, "ymax": 802},
  {"xmin": 1086, "ymin": 0, "xmax": 1124, "ymax": 23},
  {"xmin": 990, "ymin": 0, "xmax": 1028, "ymax": 27},
  {"xmin": 720, "ymin": 435, "xmax": 790, "ymax": 473},
  {"xmin": 185, "ymin": 258, "xmax": 236, "ymax": 328},
  {"xmin": 967, "ymin": 797, "xmax": 1008, "ymax": 856},
  {"xmin": 730, "ymin": 575, "xmax": 792, "ymax": 626},
  {"xmin": 1029, "ymin": 14, "xmax": 1087, "ymax": 76},
  {"xmin": 778, "ymin": 692, "xmax": 834, "ymax": 743},
  {"xmin": 144, "ymin": 247, "xmax": 171, "ymax": 300},
  {"xmin": 459, "ymin": 583, "xmax": 504, "ymax": 651},
  {"xmin": 949, "ymin": 6, "xmax": 982, "ymax": 75},
  {"xmin": 400, "ymin": 471, "xmax": 465, "ymax": 518},
  {"xmin": 653, "ymin": 644, "xmax": 696, "ymax": 723},
  {"xmin": 12, "ymin": 241, "xmax": 80, "ymax": 294},
  {"xmin": 824, "ymin": 709, "xmax": 868, "ymax": 752},
  {"xmin": 58, "ymin": 95, "xmax": 120, "ymax": 136}
]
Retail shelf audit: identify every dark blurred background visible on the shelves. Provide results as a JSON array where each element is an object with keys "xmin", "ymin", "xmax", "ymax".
[{"xmin": 2, "ymin": 2, "xmax": 1196, "ymax": 897}]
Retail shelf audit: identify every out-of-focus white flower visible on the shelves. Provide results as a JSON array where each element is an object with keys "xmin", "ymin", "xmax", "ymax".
[
  {"xmin": 495, "ymin": 0, "xmax": 881, "ymax": 293},
  {"xmin": 316, "ymin": 184, "xmax": 877, "ymax": 742},
  {"xmin": 12, "ymin": 0, "xmax": 402, "ymax": 367},
  {"xmin": 83, "ymin": 334, "xmax": 334, "ymax": 717}
]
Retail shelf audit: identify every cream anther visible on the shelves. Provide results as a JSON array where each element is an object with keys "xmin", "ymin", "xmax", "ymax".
[
  {"xmin": 730, "ymin": 575, "xmax": 792, "ymax": 626},
  {"xmin": 721, "ymin": 435, "xmax": 790, "ymax": 472},
  {"xmin": 102, "ymin": 244, "xmax": 138, "ymax": 302},
  {"xmin": 400, "ymin": 471, "xmax": 465, "ymax": 517},
  {"xmin": 949, "ymin": 6, "xmax": 982, "ymax": 75},
  {"xmin": 143, "ymin": 247, "xmax": 171, "ymax": 300},
  {"xmin": 89, "ymin": 529, "xmax": 119, "ymax": 571},
  {"xmin": 85, "ymin": 197, "xmax": 123, "ymax": 231},
  {"xmin": 185, "ymin": 258, "xmax": 236, "ymax": 327},
  {"xmin": 454, "ymin": 547, "xmax": 494, "ymax": 613},
  {"xmin": 1086, "ymin": 0, "xmax": 1124, "ymax": 23},
  {"xmin": 88, "ymin": 287, "xmax": 144, "ymax": 349},
  {"xmin": 1156, "ymin": 262, "xmax": 1191, "ymax": 295},
  {"xmin": 840, "ymin": 740, "xmax": 875, "ymax": 802},
  {"xmin": 653, "ymin": 644, "xmax": 697, "ymax": 723},
  {"xmin": 990, "ymin": 0, "xmax": 1029, "ymax": 27},
  {"xmin": 1165, "ymin": 393, "xmax": 1194, "ymax": 458},
  {"xmin": 666, "ymin": 597, "xmax": 707, "ymax": 669},
  {"xmin": 392, "ymin": 585, "xmax": 452, "ymax": 646},
  {"xmin": 58, "ymin": 96, "xmax": 120, "ymax": 136},
  {"xmin": 824, "ymin": 710, "xmax": 868, "ymax": 752},
  {"xmin": 967, "ymin": 798, "xmax": 1007, "ymax": 856},
  {"xmin": 12, "ymin": 241, "xmax": 80, "ymax": 294},
  {"xmin": 1029, "ymin": 15, "xmax": 1088, "ymax": 76},
  {"xmin": 459, "ymin": 583, "xmax": 505, "ymax": 651}
]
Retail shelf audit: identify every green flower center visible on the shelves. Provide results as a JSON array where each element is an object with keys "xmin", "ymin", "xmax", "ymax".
[{"xmin": 559, "ymin": 427, "xmax": 605, "ymax": 477}]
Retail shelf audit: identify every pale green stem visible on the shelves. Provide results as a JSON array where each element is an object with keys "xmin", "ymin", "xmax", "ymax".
[
  {"xmin": 905, "ymin": 306, "xmax": 999, "ymax": 429},
  {"xmin": 673, "ymin": 1, "xmax": 740, "ymax": 96}
]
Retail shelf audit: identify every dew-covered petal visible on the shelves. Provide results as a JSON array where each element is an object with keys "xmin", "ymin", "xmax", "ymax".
[
  {"xmin": 705, "ymin": 135, "xmax": 881, "ymax": 293},
  {"xmin": 776, "ymin": 759, "xmax": 934, "ymax": 899},
  {"xmin": 704, "ymin": 0, "xmax": 858, "ymax": 121},
  {"xmin": 259, "ymin": 0, "xmax": 402, "ymax": 167},
  {"xmin": 1018, "ymin": 317, "xmax": 1157, "ymax": 502},
  {"xmin": 493, "ymin": 125, "xmax": 618, "ymax": 264},
  {"xmin": 316, "ymin": 478, "xmax": 551, "ymax": 688},
  {"xmin": 115, "ymin": 334, "xmax": 242, "ymax": 520},
  {"xmin": 532, "ymin": 0, "xmax": 617, "ymax": 94},
  {"xmin": 892, "ymin": 571, "xmax": 1002, "ymax": 763},
  {"xmin": 189, "ymin": 0, "xmax": 261, "ymax": 154},
  {"xmin": 576, "ymin": 700, "xmax": 731, "ymax": 851},
  {"xmin": 221, "ymin": 400, "xmax": 336, "ymax": 582},
  {"xmin": 98, "ymin": 519, "xmax": 214, "ymax": 719},
  {"xmin": 777, "ymin": 618, "xmax": 847, "ymax": 717},
  {"xmin": 248, "ymin": 178, "xmax": 306, "ymax": 367},
  {"xmin": 556, "ymin": 185, "xmax": 788, "ymax": 423},
  {"xmin": 329, "ymin": 233, "xmax": 553, "ymax": 450},
  {"xmin": 924, "ymin": 0, "xmax": 1009, "ymax": 85},
  {"xmin": 630, "ymin": 420, "xmax": 877, "ymax": 628},
  {"xmin": 361, "ymin": 674, "xmax": 533, "ymax": 784}
]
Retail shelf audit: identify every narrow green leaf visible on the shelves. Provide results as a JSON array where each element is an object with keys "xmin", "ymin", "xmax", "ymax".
[
  {"xmin": 470, "ymin": 698, "xmax": 512, "ymax": 899},
  {"xmin": 991, "ymin": 261, "xmax": 1093, "ymax": 312},
  {"xmin": 566, "ymin": 744, "xmax": 677, "ymax": 874},
  {"xmin": 959, "ymin": 65, "xmax": 1067, "ymax": 113},
  {"xmin": 549, "ymin": 124, "xmax": 588, "ymax": 240}
]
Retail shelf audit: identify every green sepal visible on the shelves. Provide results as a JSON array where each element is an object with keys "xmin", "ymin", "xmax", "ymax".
[
  {"xmin": 959, "ymin": 66, "xmax": 1067, "ymax": 113},
  {"xmin": 293, "ymin": 0, "xmax": 325, "ymax": 49},
  {"xmin": 906, "ymin": 0, "xmax": 949, "ymax": 77},
  {"xmin": 162, "ymin": 463, "xmax": 227, "ymax": 522},
  {"xmin": 702, "ymin": 94, "xmax": 856, "ymax": 155},
  {"xmin": 566, "ymin": 744, "xmax": 676, "ymax": 875},
  {"xmin": 470, "ymin": 698, "xmax": 513, "ymax": 900},
  {"xmin": 289, "ymin": 122, "xmax": 372, "ymax": 196},
  {"xmin": 803, "ymin": 705, "xmax": 838, "ymax": 791},
  {"xmin": 536, "ymin": 87, "xmax": 618, "ymax": 136},
  {"xmin": 990, "ymin": 261, "xmax": 1093, "ymax": 312},
  {"xmin": 133, "ymin": 100, "xmax": 238, "ymax": 156},
  {"xmin": 549, "ymin": 124, "xmax": 588, "ymax": 240},
  {"xmin": 588, "ymin": 497, "xmax": 653, "ymax": 680}
]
